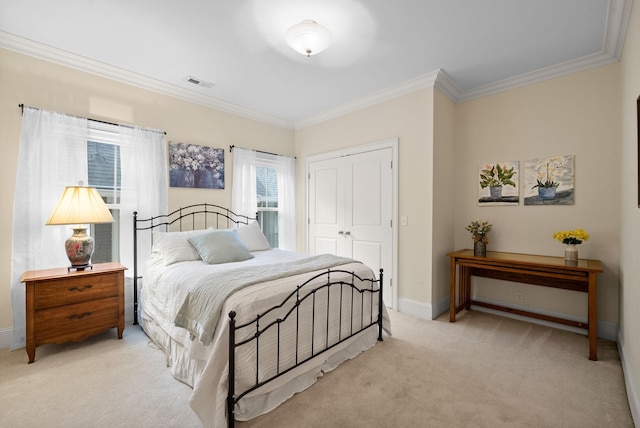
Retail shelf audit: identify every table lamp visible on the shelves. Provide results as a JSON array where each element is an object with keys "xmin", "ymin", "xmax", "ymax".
[{"xmin": 45, "ymin": 185, "xmax": 114, "ymax": 271}]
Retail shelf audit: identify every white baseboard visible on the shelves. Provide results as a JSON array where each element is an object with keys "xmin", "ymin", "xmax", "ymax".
[
  {"xmin": 618, "ymin": 335, "xmax": 640, "ymax": 426},
  {"xmin": 397, "ymin": 297, "xmax": 433, "ymax": 320},
  {"xmin": 431, "ymin": 297, "xmax": 450, "ymax": 319},
  {"xmin": 0, "ymin": 327, "xmax": 13, "ymax": 351}
]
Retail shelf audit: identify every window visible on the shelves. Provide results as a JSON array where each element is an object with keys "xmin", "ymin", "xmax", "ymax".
[
  {"xmin": 12, "ymin": 106, "xmax": 167, "ymax": 350},
  {"xmin": 87, "ymin": 139, "xmax": 121, "ymax": 263},
  {"xmin": 232, "ymin": 147, "xmax": 295, "ymax": 251},
  {"xmin": 256, "ymin": 165, "xmax": 279, "ymax": 248}
]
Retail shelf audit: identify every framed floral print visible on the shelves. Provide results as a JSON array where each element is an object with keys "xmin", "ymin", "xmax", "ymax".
[
  {"xmin": 478, "ymin": 161, "xmax": 519, "ymax": 206},
  {"xmin": 524, "ymin": 155, "xmax": 574, "ymax": 205},
  {"xmin": 169, "ymin": 142, "xmax": 225, "ymax": 189}
]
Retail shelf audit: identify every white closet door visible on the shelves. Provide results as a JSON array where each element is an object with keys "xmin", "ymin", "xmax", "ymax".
[
  {"xmin": 308, "ymin": 160, "xmax": 345, "ymax": 256},
  {"xmin": 308, "ymin": 148, "xmax": 393, "ymax": 306}
]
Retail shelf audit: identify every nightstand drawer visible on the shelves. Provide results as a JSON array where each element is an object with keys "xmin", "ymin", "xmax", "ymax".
[
  {"xmin": 35, "ymin": 297, "xmax": 119, "ymax": 342},
  {"xmin": 35, "ymin": 272, "xmax": 119, "ymax": 310}
]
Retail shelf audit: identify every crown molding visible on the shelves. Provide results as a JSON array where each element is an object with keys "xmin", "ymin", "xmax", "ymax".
[
  {"xmin": 456, "ymin": 0, "xmax": 631, "ymax": 103},
  {"xmin": 296, "ymin": 0, "xmax": 632, "ymax": 124},
  {"xmin": 433, "ymin": 69, "xmax": 462, "ymax": 101},
  {"xmin": 295, "ymin": 70, "xmax": 443, "ymax": 129},
  {"xmin": 0, "ymin": 31, "xmax": 294, "ymax": 130},
  {"xmin": 456, "ymin": 50, "xmax": 619, "ymax": 103},
  {"xmin": 2, "ymin": 0, "xmax": 631, "ymax": 130},
  {"xmin": 294, "ymin": 45, "xmax": 618, "ymax": 128},
  {"xmin": 605, "ymin": 0, "xmax": 633, "ymax": 59}
]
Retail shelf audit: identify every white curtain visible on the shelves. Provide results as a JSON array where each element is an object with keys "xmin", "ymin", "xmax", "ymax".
[
  {"xmin": 10, "ymin": 107, "xmax": 167, "ymax": 350},
  {"xmin": 276, "ymin": 153, "xmax": 296, "ymax": 251},
  {"xmin": 231, "ymin": 147, "xmax": 296, "ymax": 251},
  {"xmin": 119, "ymin": 125, "xmax": 168, "ymax": 281},
  {"xmin": 10, "ymin": 107, "xmax": 89, "ymax": 350},
  {"xmin": 231, "ymin": 147, "xmax": 257, "ymax": 218}
]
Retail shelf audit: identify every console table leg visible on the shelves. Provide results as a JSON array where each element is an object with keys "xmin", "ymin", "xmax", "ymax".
[
  {"xmin": 450, "ymin": 257, "xmax": 457, "ymax": 322},
  {"xmin": 461, "ymin": 266, "xmax": 471, "ymax": 310},
  {"xmin": 588, "ymin": 272, "xmax": 597, "ymax": 361}
]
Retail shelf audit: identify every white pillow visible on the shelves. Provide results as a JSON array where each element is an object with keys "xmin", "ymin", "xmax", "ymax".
[
  {"xmin": 188, "ymin": 229, "xmax": 254, "ymax": 264},
  {"xmin": 153, "ymin": 228, "xmax": 212, "ymax": 265},
  {"xmin": 236, "ymin": 221, "xmax": 271, "ymax": 252}
]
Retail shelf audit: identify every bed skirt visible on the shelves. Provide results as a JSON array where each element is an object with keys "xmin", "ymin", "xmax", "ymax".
[{"xmin": 140, "ymin": 287, "xmax": 387, "ymax": 426}]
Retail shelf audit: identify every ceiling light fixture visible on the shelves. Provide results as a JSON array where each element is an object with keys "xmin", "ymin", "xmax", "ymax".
[{"xmin": 285, "ymin": 19, "xmax": 331, "ymax": 57}]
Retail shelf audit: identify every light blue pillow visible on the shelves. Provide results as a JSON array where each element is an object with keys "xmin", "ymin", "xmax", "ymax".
[{"xmin": 188, "ymin": 229, "xmax": 254, "ymax": 264}]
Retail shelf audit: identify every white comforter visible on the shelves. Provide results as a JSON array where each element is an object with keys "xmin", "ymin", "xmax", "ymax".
[{"xmin": 141, "ymin": 249, "xmax": 390, "ymax": 427}]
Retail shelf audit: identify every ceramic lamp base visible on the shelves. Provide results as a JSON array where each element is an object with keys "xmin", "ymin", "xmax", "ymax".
[{"xmin": 65, "ymin": 227, "xmax": 94, "ymax": 270}]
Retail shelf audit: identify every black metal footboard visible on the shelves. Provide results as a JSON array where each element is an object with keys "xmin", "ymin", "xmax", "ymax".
[{"xmin": 227, "ymin": 268, "xmax": 384, "ymax": 427}]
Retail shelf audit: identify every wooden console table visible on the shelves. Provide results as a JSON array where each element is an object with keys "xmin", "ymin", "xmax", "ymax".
[{"xmin": 447, "ymin": 249, "xmax": 603, "ymax": 360}]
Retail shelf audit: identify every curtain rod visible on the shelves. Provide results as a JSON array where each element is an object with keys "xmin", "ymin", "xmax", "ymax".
[
  {"xmin": 18, "ymin": 104, "xmax": 167, "ymax": 135},
  {"xmin": 229, "ymin": 145, "xmax": 296, "ymax": 159}
]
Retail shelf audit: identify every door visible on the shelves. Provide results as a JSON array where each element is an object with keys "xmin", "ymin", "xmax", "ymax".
[{"xmin": 308, "ymin": 148, "xmax": 393, "ymax": 307}]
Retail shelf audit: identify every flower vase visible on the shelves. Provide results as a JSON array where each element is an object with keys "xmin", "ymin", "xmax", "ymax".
[
  {"xmin": 564, "ymin": 244, "xmax": 578, "ymax": 263},
  {"xmin": 489, "ymin": 186, "xmax": 502, "ymax": 199},
  {"xmin": 474, "ymin": 240, "xmax": 487, "ymax": 257},
  {"xmin": 538, "ymin": 187, "xmax": 557, "ymax": 200}
]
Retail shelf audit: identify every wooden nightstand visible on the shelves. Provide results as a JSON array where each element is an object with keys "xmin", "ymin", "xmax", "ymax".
[{"xmin": 20, "ymin": 262, "xmax": 127, "ymax": 363}]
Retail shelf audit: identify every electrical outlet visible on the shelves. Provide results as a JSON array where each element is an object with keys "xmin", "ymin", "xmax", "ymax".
[{"xmin": 515, "ymin": 292, "xmax": 524, "ymax": 304}]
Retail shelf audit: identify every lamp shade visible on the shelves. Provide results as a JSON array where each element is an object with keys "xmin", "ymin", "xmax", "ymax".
[
  {"xmin": 46, "ymin": 186, "xmax": 114, "ymax": 225},
  {"xmin": 285, "ymin": 20, "xmax": 331, "ymax": 57},
  {"xmin": 46, "ymin": 186, "xmax": 114, "ymax": 270}
]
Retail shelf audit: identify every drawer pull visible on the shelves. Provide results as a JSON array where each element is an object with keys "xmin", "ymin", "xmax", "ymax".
[
  {"xmin": 68, "ymin": 284, "xmax": 93, "ymax": 292},
  {"xmin": 68, "ymin": 312, "xmax": 92, "ymax": 320}
]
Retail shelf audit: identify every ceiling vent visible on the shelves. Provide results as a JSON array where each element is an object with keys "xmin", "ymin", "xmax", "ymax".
[{"xmin": 186, "ymin": 76, "xmax": 214, "ymax": 88}]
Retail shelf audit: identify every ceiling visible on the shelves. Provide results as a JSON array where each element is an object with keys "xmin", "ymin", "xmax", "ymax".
[{"xmin": 0, "ymin": 0, "xmax": 632, "ymax": 129}]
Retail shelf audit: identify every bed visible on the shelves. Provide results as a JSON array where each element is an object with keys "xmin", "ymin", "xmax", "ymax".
[{"xmin": 132, "ymin": 204, "xmax": 390, "ymax": 427}]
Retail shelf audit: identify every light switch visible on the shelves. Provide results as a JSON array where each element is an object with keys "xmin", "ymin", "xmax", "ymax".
[{"xmin": 400, "ymin": 215, "xmax": 408, "ymax": 226}]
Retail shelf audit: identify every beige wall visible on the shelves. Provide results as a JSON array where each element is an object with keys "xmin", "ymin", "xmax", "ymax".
[
  {"xmin": 294, "ymin": 87, "xmax": 439, "ymax": 309},
  {"xmin": 432, "ymin": 88, "xmax": 456, "ymax": 308},
  {"xmin": 0, "ymin": 47, "xmax": 625, "ymax": 327},
  {"xmin": 295, "ymin": 64, "xmax": 622, "ymax": 329},
  {"xmin": 454, "ymin": 63, "xmax": 621, "ymax": 328},
  {"xmin": 0, "ymin": 48, "xmax": 294, "ymax": 337},
  {"xmin": 619, "ymin": 0, "xmax": 640, "ymax": 421}
]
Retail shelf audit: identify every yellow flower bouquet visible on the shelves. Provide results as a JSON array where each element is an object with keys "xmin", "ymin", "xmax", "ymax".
[{"xmin": 553, "ymin": 229, "xmax": 589, "ymax": 245}]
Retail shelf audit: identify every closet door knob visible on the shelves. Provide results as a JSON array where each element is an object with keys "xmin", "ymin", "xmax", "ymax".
[
  {"xmin": 344, "ymin": 231, "xmax": 351, "ymax": 235},
  {"xmin": 338, "ymin": 230, "xmax": 344, "ymax": 235}
]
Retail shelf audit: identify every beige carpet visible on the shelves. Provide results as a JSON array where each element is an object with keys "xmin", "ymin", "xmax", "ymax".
[{"xmin": 0, "ymin": 309, "xmax": 633, "ymax": 428}]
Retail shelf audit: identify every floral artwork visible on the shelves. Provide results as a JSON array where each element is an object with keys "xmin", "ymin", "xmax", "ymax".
[
  {"xmin": 478, "ymin": 161, "xmax": 519, "ymax": 206},
  {"xmin": 524, "ymin": 155, "xmax": 574, "ymax": 205},
  {"xmin": 169, "ymin": 142, "xmax": 225, "ymax": 189}
]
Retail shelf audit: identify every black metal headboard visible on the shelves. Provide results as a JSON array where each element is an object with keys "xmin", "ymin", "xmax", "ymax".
[{"xmin": 132, "ymin": 203, "xmax": 257, "ymax": 325}]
